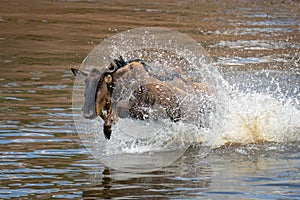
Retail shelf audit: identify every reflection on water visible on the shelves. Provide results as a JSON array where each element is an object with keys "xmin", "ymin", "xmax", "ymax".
[
  {"xmin": 81, "ymin": 145, "xmax": 300, "ymax": 199},
  {"xmin": 0, "ymin": 0, "xmax": 299, "ymax": 199}
]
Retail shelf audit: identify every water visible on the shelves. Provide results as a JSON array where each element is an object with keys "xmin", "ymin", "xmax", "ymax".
[{"xmin": 0, "ymin": 0, "xmax": 299, "ymax": 199}]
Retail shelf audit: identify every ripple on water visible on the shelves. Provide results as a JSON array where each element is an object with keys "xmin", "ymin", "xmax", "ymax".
[
  {"xmin": 210, "ymin": 40, "xmax": 300, "ymax": 50},
  {"xmin": 224, "ymin": 27, "xmax": 295, "ymax": 36}
]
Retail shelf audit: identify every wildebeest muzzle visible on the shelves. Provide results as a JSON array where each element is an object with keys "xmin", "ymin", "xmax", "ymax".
[{"xmin": 82, "ymin": 69, "xmax": 103, "ymax": 119}]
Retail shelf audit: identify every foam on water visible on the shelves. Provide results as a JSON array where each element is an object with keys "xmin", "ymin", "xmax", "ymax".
[
  {"xmin": 216, "ymin": 68, "xmax": 300, "ymax": 146},
  {"xmin": 215, "ymin": 92, "xmax": 300, "ymax": 147}
]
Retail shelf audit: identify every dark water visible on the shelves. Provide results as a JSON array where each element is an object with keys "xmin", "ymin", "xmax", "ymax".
[{"xmin": 0, "ymin": 0, "xmax": 299, "ymax": 199}]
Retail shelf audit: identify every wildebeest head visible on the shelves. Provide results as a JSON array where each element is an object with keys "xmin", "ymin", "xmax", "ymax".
[{"xmin": 71, "ymin": 56, "xmax": 127, "ymax": 139}]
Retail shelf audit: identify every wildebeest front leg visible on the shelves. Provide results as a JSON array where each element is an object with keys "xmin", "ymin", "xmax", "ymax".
[
  {"xmin": 97, "ymin": 100, "xmax": 112, "ymax": 140},
  {"xmin": 100, "ymin": 102, "xmax": 118, "ymax": 140},
  {"xmin": 100, "ymin": 110, "xmax": 114, "ymax": 140},
  {"xmin": 103, "ymin": 117, "xmax": 112, "ymax": 140}
]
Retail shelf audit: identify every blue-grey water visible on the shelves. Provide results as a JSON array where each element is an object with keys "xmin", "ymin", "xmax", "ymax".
[{"xmin": 0, "ymin": 0, "xmax": 299, "ymax": 199}]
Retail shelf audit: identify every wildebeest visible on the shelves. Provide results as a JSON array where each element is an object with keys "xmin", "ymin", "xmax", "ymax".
[{"xmin": 71, "ymin": 56, "xmax": 213, "ymax": 140}]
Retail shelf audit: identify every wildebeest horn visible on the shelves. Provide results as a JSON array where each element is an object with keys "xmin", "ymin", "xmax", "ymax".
[
  {"xmin": 108, "ymin": 59, "xmax": 119, "ymax": 73},
  {"xmin": 71, "ymin": 68, "xmax": 88, "ymax": 77}
]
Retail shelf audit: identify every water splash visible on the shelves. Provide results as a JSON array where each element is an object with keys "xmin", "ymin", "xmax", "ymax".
[
  {"xmin": 72, "ymin": 27, "xmax": 300, "ymax": 171},
  {"xmin": 216, "ymin": 92, "xmax": 299, "ymax": 146}
]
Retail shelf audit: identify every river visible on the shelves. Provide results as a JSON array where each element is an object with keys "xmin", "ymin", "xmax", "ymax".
[{"xmin": 0, "ymin": 0, "xmax": 299, "ymax": 199}]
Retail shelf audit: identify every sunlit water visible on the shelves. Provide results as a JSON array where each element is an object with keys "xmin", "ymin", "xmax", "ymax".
[{"xmin": 0, "ymin": 0, "xmax": 299, "ymax": 199}]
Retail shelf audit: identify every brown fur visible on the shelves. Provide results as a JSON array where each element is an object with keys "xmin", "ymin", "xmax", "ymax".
[{"xmin": 129, "ymin": 82, "xmax": 181, "ymax": 121}]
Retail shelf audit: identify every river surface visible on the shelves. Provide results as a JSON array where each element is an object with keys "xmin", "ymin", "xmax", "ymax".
[{"xmin": 0, "ymin": 0, "xmax": 299, "ymax": 199}]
